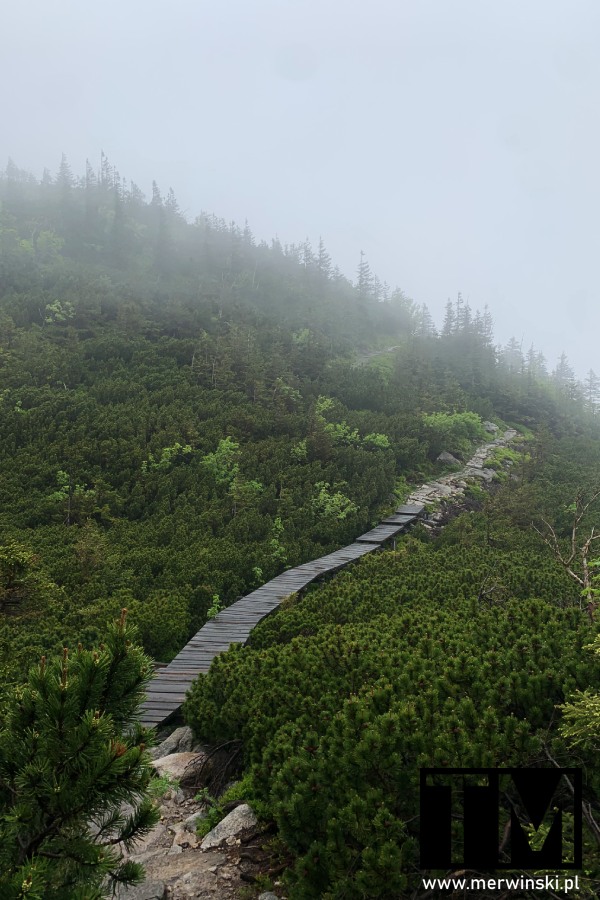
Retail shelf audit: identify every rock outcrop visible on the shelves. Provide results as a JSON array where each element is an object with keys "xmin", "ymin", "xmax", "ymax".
[
  {"xmin": 436, "ymin": 450, "xmax": 461, "ymax": 464},
  {"xmin": 149, "ymin": 726, "xmax": 196, "ymax": 760},
  {"xmin": 115, "ymin": 759, "xmax": 263, "ymax": 899},
  {"xmin": 405, "ymin": 427, "xmax": 518, "ymax": 514},
  {"xmin": 200, "ymin": 804, "xmax": 258, "ymax": 850},
  {"xmin": 112, "ymin": 736, "xmax": 274, "ymax": 900},
  {"xmin": 153, "ymin": 752, "xmax": 206, "ymax": 782}
]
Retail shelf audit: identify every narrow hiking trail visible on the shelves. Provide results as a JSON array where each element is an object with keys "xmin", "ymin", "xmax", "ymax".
[{"xmin": 141, "ymin": 426, "xmax": 518, "ymax": 728}]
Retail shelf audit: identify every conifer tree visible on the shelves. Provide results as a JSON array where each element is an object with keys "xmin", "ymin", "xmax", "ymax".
[
  {"xmin": 455, "ymin": 293, "xmax": 472, "ymax": 332},
  {"xmin": 0, "ymin": 611, "xmax": 159, "ymax": 899},
  {"xmin": 127, "ymin": 181, "xmax": 145, "ymax": 210},
  {"xmin": 553, "ymin": 352, "xmax": 579, "ymax": 404},
  {"xmin": 316, "ymin": 236, "xmax": 332, "ymax": 278},
  {"xmin": 55, "ymin": 154, "xmax": 77, "ymax": 241},
  {"xmin": 454, "ymin": 291, "xmax": 464, "ymax": 327},
  {"xmin": 99, "ymin": 151, "xmax": 113, "ymax": 193},
  {"xmin": 111, "ymin": 172, "xmax": 127, "ymax": 266},
  {"xmin": 481, "ymin": 303, "xmax": 494, "ymax": 347},
  {"xmin": 165, "ymin": 187, "xmax": 181, "ymax": 220},
  {"xmin": 84, "ymin": 159, "xmax": 98, "ymax": 240},
  {"xmin": 585, "ymin": 369, "xmax": 600, "ymax": 416},
  {"xmin": 536, "ymin": 349, "xmax": 548, "ymax": 378},
  {"xmin": 356, "ymin": 250, "xmax": 373, "ymax": 299},
  {"xmin": 55, "ymin": 154, "xmax": 74, "ymax": 195},
  {"xmin": 150, "ymin": 182, "xmax": 172, "ymax": 274},
  {"xmin": 416, "ymin": 303, "xmax": 436, "ymax": 337},
  {"xmin": 371, "ymin": 274, "xmax": 384, "ymax": 302},
  {"xmin": 525, "ymin": 343, "xmax": 538, "ymax": 379},
  {"xmin": 561, "ymin": 635, "xmax": 600, "ymax": 749},
  {"xmin": 441, "ymin": 299, "xmax": 456, "ymax": 335},
  {"xmin": 553, "ymin": 351, "xmax": 575, "ymax": 385},
  {"xmin": 502, "ymin": 337, "xmax": 524, "ymax": 375},
  {"xmin": 300, "ymin": 238, "xmax": 314, "ymax": 271}
]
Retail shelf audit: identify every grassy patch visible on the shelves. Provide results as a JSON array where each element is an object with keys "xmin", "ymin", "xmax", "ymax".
[{"xmin": 148, "ymin": 773, "xmax": 180, "ymax": 799}]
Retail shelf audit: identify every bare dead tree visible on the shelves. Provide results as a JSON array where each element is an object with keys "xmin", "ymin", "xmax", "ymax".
[
  {"xmin": 532, "ymin": 488, "xmax": 600, "ymax": 619},
  {"xmin": 477, "ymin": 571, "xmax": 507, "ymax": 604}
]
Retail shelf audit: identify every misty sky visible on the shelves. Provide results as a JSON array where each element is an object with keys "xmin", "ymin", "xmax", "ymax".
[{"xmin": 3, "ymin": 0, "xmax": 599, "ymax": 377}]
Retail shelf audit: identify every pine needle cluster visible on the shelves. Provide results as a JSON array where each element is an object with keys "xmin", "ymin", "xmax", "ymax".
[{"xmin": 0, "ymin": 611, "xmax": 159, "ymax": 899}]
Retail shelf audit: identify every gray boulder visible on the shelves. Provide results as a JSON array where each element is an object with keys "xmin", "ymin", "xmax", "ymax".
[
  {"xmin": 201, "ymin": 803, "xmax": 258, "ymax": 849},
  {"xmin": 465, "ymin": 466, "xmax": 496, "ymax": 482},
  {"xmin": 115, "ymin": 878, "xmax": 166, "ymax": 899},
  {"xmin": 153, "ymin": 751, "xmax": 205, "ymax": 781},
  {"xmin": 437, "ymin": 451, "xmax": 460, "ymax": 464},
  {"xmin": 149, "ymin": 726, "xmax": 195, "ymax": 760}
]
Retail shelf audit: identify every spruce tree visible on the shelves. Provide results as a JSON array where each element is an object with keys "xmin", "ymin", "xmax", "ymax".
[
  {"xmin": 536, "ymin": 349, "xmax": 548, "ymax": 378},
  {"xmin": 502, "ymin": 336, "xmax": 524, "ymax": 375},
  {"xmin": 356, "ymin": 250, "xmax": 373, "ymax": 299},
  {"xmin": 0, "ymin": 611, "xmax": 159, "ymax": 899},
  {"xmin": 441, "ymin": 299, "xmax": 456, "ymax": 335},
  {"xmin": 481, "ymin": 303, "xmax": 494, "ymax": 347},
  {"xmin": 316, "ymin": 236, "xmax": 332, "ymax": 278},
  {"xmin": 416, "ymin": 303, "xmax": 436, "ymax": 337},
  {"xmin": 553, "ymin": 351, "xmax": 580, "ymax": 405},
  {"xmin": 585, "ymin": 369, "xmax": 600, "ymax": 416}
]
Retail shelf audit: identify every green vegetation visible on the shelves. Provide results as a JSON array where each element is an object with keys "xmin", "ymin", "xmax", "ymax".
[
  {"xmin": 193, "ymin": 776, "xmax": 266, "ymax": 839},
  {"xmin": 2, "ymin": 157, "xmax": 600, "ymax": 897},
  {"xmin": 561, "ymin": 635, "xmax": 600, "ymax": 750},
  {"xmin": 184, "ymin": 437, "xmax": 600, "ymax": 897},
  {"xmin": 147, "ymin": 773, "xmax": 180, "ymax": 800},
  {"xmin": 421, "ymin": 410, "xmax": 487, "ymax": 458},
  {"xmin": 0, "ymin": 612, "xmax": 158, "ymax": 899}
]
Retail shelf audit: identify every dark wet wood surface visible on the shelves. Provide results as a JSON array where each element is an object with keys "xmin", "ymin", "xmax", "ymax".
[{"xmin": 141, "ymin": 508, "xmax": 423, "ymax": 726}]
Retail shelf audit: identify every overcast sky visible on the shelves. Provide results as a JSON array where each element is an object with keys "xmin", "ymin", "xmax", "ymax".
[{"xmin": 3, "ymin": 0, "xmax": 599, "ymax": 376}]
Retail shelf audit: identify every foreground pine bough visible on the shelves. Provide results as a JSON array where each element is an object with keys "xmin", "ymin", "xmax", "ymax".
[{"xmin": 0, "ymin": 611, "xmax": 160, "ymax": 900}]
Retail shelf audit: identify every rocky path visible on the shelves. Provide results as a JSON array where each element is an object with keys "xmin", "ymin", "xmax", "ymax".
[
  {"xmin": 405, "ymin": 425, "xmax": 518, "ymax": 510},
  {"xmin": 116, "ymin": 728, "xmax": 282, "ymax": 900}
]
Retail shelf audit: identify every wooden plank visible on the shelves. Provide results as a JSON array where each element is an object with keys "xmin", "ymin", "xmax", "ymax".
[
  {"xmin": 153, "ymin": 676, "xmax": 199, "ymax": 683},
  {"xmin": 165, "ymin": 660, "xmax": 220, "ymax": 668},
  {"xmin": 396, "ymin": 503, "xmax": 425, "ymax": 515},
  {"xmin": 144, "ymin": 693, "xmax": 189, "ymax": 702},
  {"xmin": 140, "ymin": 702, "xmax": 185, "ymax": 712},
  {"xmin": 197, "ymin": 629, "xmax": 250, "ymax": 635},
  {"xmin": 141, "ymin": 700, "xmax": 185, "ymax": 708},
  {"xmin": 165, "ymin": 655, "xmax": 224, "ymax": 662},
  {"xmin": 145, "ymin": 697, "xmax": 189, "ymax": 705},
  {"xmin": 143, "ymin": 698, "xmax": 188, "ymax": 706},
  {"xmin": 356, "ymin": 524, "xmax": 405, "ymax": 543},
  {"xmin": 143, "ymin": 697, "xmax": 187, "ymax": 706}
]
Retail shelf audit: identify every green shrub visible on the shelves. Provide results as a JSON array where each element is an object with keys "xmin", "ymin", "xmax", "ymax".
[
  {"xmin": 184, "ymin": 523, "xmax": 596, "ymax": 898},
  {"xmin": 0, "ymin": 613, "xmax": 159, "ymax": 899}
]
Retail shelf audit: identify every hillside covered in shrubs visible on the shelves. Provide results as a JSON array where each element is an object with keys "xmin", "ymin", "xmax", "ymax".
[{"xmin": 1, "ymin": 158, "xmax": 600, "ymax": 897}]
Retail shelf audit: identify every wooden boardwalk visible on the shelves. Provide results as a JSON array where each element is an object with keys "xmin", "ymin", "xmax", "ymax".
[{"xmin": 140, "ymin": 502, "xmax": 425, "ymax": 727}]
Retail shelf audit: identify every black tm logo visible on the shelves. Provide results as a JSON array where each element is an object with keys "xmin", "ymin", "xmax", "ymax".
[{"xmin": 420, "ymin": 768, "xmax": 582, "ymax": 870}]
